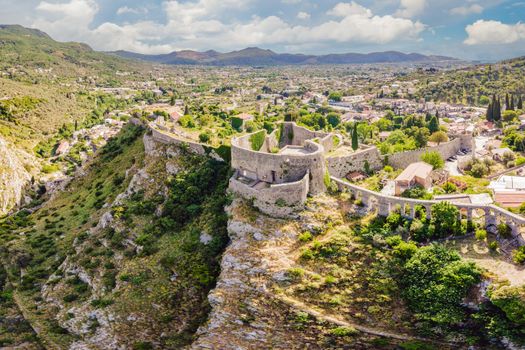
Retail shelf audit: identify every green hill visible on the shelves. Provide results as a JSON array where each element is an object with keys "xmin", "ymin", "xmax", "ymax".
[
  {"xmin": 411, "ymin": 56, "xmax": 525, "ymax": 106},
  {"xmin": 0, "ymin": 25, "xmax": 148, "ymax": 85}
]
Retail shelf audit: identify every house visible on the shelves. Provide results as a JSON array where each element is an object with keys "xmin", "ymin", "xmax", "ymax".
[
  {"xmin": 378, "ymin": 131, "xmax": 391, "ymax": 141},
  {"xmin": 346, "ymin": 171, "xmax": 367, "ymax": 182},
  {"xmin": 491, "ymin": 147, "xmax": 513, "ymax": 162},
  {"xmin": 488, "ymin": 176, "xmax": 525, "ymax": 208},
  {"xmin": 394, "ymin": 162, "xmax": 433, "ymax": 195}
]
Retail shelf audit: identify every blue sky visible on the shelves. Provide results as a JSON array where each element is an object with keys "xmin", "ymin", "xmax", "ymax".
[{"xmin": 0, "ymin": 0, "xmax": 524, "ymax": 60}]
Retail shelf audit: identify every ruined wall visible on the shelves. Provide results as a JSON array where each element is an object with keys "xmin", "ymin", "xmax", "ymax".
[
  {"xmin": 327, "ymin": 145, "xmax": 383, "ymax": 178},
  {"xmin": 149, "ymin": 124, "xmax": 225, "ymax": 161},
  {"xmin": 386, "ymin": 138, "xmax": 462, "ymax": 169},
  {"xmin": 228, "ymin": 173, "xmax": 309, "ymax": 218},
  {"xmin": 231, "ymin": 137, "xmax": 326, "ymax": 194}
]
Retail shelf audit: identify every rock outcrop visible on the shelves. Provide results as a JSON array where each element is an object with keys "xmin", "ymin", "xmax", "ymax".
[{"xmin": 0, "ymin": 136, "xmax": 35, "ymax": 215}]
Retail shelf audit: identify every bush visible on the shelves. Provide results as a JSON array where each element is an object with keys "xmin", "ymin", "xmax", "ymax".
[
  {"xmin": 513, "ymin": 246, "xmax": 525, "ymax": 264},
  {"xmin": 475, "ymin": 229, "xmax": 487, "ymax": 241},
  {"xmin": 329, "ymin": 326, "xmax": 358, "ymax": 337},
  {"xmin": 421, "ymin": 151, "xmax": 444, "ymax": 169},
  {"xmin": 401, "ymin": 244, "xmax": 481, "ymax": 325},
  {"xmin": 489, "ymin": 241, "xmax": 499, "ymax": 251},
  {"xmin": 298, "ymin": 232, "xmax": 313, "ymax": 242},
  {"xmin": 198, "ymin": 132, "xmax": 210, "ymax": 143},
  {"xmin": 498, "ymin": 223, "xmax": 512, "ymax": 238}
]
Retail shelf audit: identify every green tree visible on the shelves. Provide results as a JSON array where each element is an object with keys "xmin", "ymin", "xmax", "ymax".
[
  {"xmin": 518, "ymin": 96, "xmax": 523, "ymax": 110},
  {"xmin": 326, "ymin": 112, "xmax": 341, "ymax": 128},
  {"xmin": 428, "ymin": 116, "xmax": 439, "ymax": 133},
  {"xmin": 351, "ymin": 123, "xmax": 359, "ymax": 151},
  {"xmin": 421, "ymin": 151, "xmax": 444, "ymax": 169},
  {"xmin": 328, "ymin": 92, "xmax": 342, "ymax": 102},
  {"xmin": 431, "ymin": 202, "xmax": 460, "ymax": 237},
  {"xmin": 429, "ymin": 131, "xmax": 448, "ymax": 145},
  {"xmin": 401, "ymin": 245, "xmax": 481, "ymax": 325}
]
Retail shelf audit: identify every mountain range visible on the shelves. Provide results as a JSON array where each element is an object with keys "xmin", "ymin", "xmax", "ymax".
[{"xmin": 111, "ymin": 47, "xmax": 458, "ymax": 66}]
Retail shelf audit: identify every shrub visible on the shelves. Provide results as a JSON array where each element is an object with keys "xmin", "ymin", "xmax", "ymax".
[
  {"xmin": 475, "ymin": 229, "xmax": 487, "ymax": 241},
  {"xmin": 497, "ymin": 223, "xmax": 512, "ymax": 238},
  {"xmin": 178, "ymin": 115, "xmax": 195, "ymax": 128},
  {"xmin": 421, "ymin": 151, "xmax": 444, "ymax": 169},
  {"xmin": 63, "ymin": 293, "xmax": 79, "ymax": 302},
  {"xmin": 489, "ymin": 241, "xmax": 499, "ymax": 251},
  {"xmin": 287, "ymin": 268, "xmax": 304, "ymax": 279},
  {"xmin": 198, "ymin": 132, "xmax": 210, "ymax": 143},
  {"xmin": 329, "ymin": 326, "xmax": 358, "ymax": 337},
  {"xmin": 401, "ymin": 245, "xmax": 481, "ymax": 325},
  {"xmin": 513, "ymin": 247, "xmax": 525, "ymax": 264},
  {"xmin": 298, "ymin": 232, "xmax": 313, "ymax": 242}
]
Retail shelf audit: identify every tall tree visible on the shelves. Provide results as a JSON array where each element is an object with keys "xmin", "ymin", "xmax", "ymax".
[
  {"xmin": 352, "ymin": 123, "xmax": 359, "ymax": 151},
  {"xmin": 486, "ymin": 102, "xmax": 493, "ymax": 122},
  {"xmin": 428, "ymin": 116, "xmax": 439, "ymax": 133},
  {"xmin": 518, "ymin": 96, "xmax": 523, "ymax": 110},
  {"xmin": 510, "ymin": 94, "xmax": 515, "ymax": 110},
  {"xmin": 505, "ymin": 93, "xmax": 510, "ymax": 111}
]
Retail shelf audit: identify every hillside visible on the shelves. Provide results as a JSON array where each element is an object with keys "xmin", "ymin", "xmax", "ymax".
[
  {"xmin": 111, "ymin": 47, "xmax": 458, "ymax": 66},
  {"xmin": 411, "ymin": 56, "xmax": 525, "ymax": 105},
  {"xmin": 0, "ymin": 25, "xmax": 148, "ymax": 84},
  {"xmin": 0, "ymin": 25, "xmax": 154, "ymax": 216}
]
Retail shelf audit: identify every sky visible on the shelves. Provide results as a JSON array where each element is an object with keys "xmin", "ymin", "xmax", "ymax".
[{"xmin": 1, "ymin": 0, "xmax": 525, "ymax": 61}]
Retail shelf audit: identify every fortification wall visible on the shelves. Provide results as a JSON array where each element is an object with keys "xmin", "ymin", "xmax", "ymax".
[
  {"xmin": 231, "ymin": 136, "xmax": 326, "ymax": 194},
  {"xmin": 149, "ymin": 124, "xmax": 226, "ymax": 161},
  {"xmin": 327, "ymin": 145, "xmax": 383, "ymax": 178},
  {"xmin": 386, "ymin": 138, "xmax": 462, "ymax": 169},
  {"xmin": 229, "ymin": 173, "xmax": 309, "ymax": 218}
]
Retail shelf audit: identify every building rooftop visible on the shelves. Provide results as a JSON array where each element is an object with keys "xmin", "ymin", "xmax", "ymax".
[
  {"xmin": 489, "ymin": 176, "xmax": 525, "ymax": 191},
  {"xmin": 395, "ymin": 162, "xmax": 433, "ymax": 182}
]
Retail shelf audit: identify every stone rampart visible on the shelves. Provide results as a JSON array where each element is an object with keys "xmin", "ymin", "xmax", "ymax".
[
  {"xmin": 327, "ymin": 145, "xmax": 383, "ymax": 178},
  {"xmin": 149, "ymin": 123, "xmax": 226, "ymax": 161},
  {"xmin": 229, "ymin": 172, "xmax": 309, "ymax": 217},
  {"xmin": 386, "ymin": 138, "xmax": 462, "ymax": 169},
  {"xmin": 231, "ymin": 134, "xmax": 326, "ymax": 194}
]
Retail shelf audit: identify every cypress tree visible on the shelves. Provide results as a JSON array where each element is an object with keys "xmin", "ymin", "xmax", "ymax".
[
  {"xmin": 518, "ymin": 96, "xmax": 523, "ymax": 110},
  {"xmin": 511, "ymin": 94, "xmax": 515, "ymax": 110},
  {"xmin": 486, "ymin": 103, "xmax": 493, "ymax": 121},
  {"xmin": 435, "ymin": 110, "xmax": 439, "ymax": 121},
  {"xmin": 352, "ymin": 123, "xmax": 359, "ymax": 151},
  {"xmin": 428, "ymin": 116, "xmax": 439, "ymax": 133},
  {"xmin": 494, "ymin": 97, "xmax": 501, "ymax": 121},
  {"xmin": 505, "ymin": 93, "xmax": 510, "ymax": 110}
]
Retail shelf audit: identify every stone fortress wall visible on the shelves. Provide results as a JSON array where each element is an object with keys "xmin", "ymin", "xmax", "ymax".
[
  {"xmin": 231, "ymin": 123, "xmax": 327, "ymax": 195},
  {"xmin": 327, "ymin": 132, "xmax": 474, "ymax": 177}
]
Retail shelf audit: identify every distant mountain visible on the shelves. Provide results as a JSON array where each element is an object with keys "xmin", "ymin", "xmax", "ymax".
[{"xmin": 111, "ymin": 47, "xmax": 459, "ymax": 66}]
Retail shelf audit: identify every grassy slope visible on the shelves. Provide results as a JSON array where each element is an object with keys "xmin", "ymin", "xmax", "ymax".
[
  {"xmin": 412, "ymin": 57, "xmax": 525, "ymax": 105},
  {"xmin": 1, "ymin": 125, "xmax": 232, "ymax": 349},
  {"xmin": 0, "ymin": 124, "xmax": 146, "ymax": 348}
]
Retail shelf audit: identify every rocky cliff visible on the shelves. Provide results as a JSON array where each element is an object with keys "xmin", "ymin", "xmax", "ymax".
[{"xmin": 0, "ymin": 136, "xmax": 35, "ymax": 216}]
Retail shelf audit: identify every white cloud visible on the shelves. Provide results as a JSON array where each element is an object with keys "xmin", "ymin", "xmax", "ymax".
[
  {"xmin": 395, "ymin": 0, "xmax": 426, "ymax": 19},
  {"xmin": 28, "ymin": 0, "xmax": 426, "ymax": 54},
  {"xmin": 297, "ymin": 11, "xmax": 310, "ymax": 20},
  {"xmin": 450, "ymin": 4, "xmax": 483, "ymax": 15},
  {"xmin": 464, "ymin": 20, "xmax": 525, "ymax": 45},
  {"xmin": 327, "ymin": 2, "xmax": 372, "ymax": 17},
  {"xmin": 116, "ymin": 6, "xmax": 148, "ymax": 15}
]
